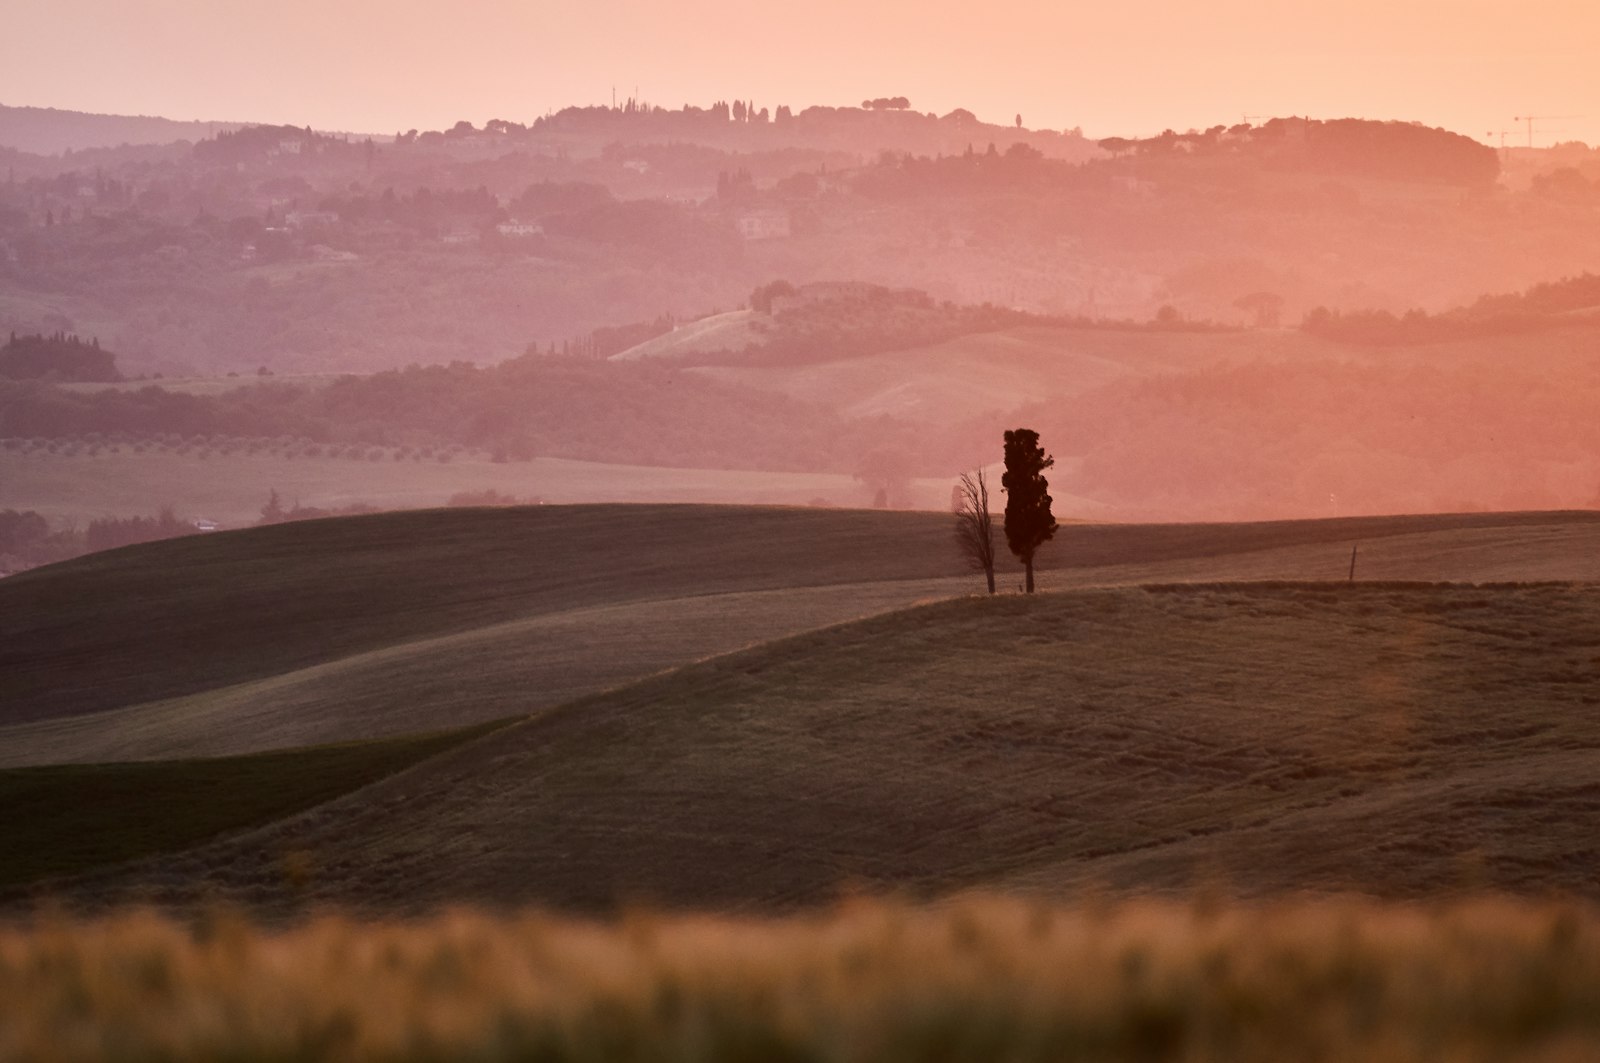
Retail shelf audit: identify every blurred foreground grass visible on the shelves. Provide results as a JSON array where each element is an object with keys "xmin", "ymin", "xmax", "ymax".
[{"xmin": 4, "ymin": 896, "xmax": 1599, "ymax": 1061}]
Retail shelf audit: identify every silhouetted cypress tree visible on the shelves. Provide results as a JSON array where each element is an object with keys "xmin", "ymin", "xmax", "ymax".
[{"xmin": 1002, "ymin": 428, "xmax": 1057, "ymax": 593}]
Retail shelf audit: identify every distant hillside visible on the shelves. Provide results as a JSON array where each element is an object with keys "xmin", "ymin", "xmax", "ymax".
[
  {"xmin": 0, "ymin": 104, "xmax": 250, "ymax": 154},
  {"xmin": 610, "ymin": 309, "xmax": 770, "ymax": 361},
  {"xmin": 1101, "ymin": 116, "xmax": 1498, "ymax": 186},
  {"xmin": 610, "ymin": 282, "xmax": 1095, "ymax": 366},
  {"xmin": 1302, "ymin": 272, "xmax": 1600, "ymax": 345}
]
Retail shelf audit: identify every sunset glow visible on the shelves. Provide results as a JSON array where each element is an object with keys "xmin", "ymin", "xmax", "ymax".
[{"xmin": 5, "ymin": 3, "xmax": 1600, "ymax": 1057}]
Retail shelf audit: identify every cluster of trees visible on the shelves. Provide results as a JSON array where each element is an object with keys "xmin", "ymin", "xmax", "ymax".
[
  {"xmin": 0, "ymin": 508, "xmax": 77, "ymax": 571},
  {"xmin": 851, "ymin": 142, "xmax": 1056, "ymax": 198},
  {"xmin": 540, "ymin": 199, "xmax": 742, "ymax": 262},
  {"xmin": 715, "ymin": 282, "xmax": 1229, "ymax": 367},
  {"xmin": 954, "ymin": 428, "xmax": 1057, "ymax": 595},
  {"xmin": 550, "ymin": 314, "xmax": 678, "ymax": 359},
  {"xmin": 1303, "ymin": 273, "xmax": 1600, "ymax": 345},
  {"xmin": 509, "ymin": 181, "xmax": 614, "ymax": 218},
  {"xmin": 0, "ymin": 505, "xmax": 205, "ymax": 570},
  {"xmin": 194, "ymin": 125, "xmax": 372, "ymax": 164},
  {"xmin": 720, "ymin": 283, "xmax": 1045, "ymax": 365},
  {"xmin": 0, "ymin": 509, "xmax": 50, "ymax": 555},
  {"xmin": 1098, "ymin": 118, "xmax": 1498, "ymax": 186},
  {"xmin": 257, "ymin": 489, "xmax": 376, "ymax": 525},
  {"xmin": 0, "ymin": 332, "xmax": 120, "ymax": 382},
  {"xmin": 312, "ymin": 186, "xmax": 500, "ymax": 231},
  {"xmin": 84, "ymin": 508, "xmax": 193, "ymax": 553},
  {"xmin": 1531, "ymin": 167, "xmax": 1600, "ymax": 201}
]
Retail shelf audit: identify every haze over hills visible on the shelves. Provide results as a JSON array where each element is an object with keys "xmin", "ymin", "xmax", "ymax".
[
  {"xmin": 2, "ymin": 99, "xmax": 1597, "ymax": 537},
  {"xmin": 7, "ymin": 273, "xmax": 1600, "ymax": 538},
  {"xmin": 2, "ymin": 100, "xmax": 1597, "ymax": 378},
  {"xmin": 11, "ymin": 0, "xmax": 1600, "ymax": 1051},
  {"xmin": 3, "ymin": 99, "xmax": 1598, "ymax": 536},
  {"xmin": 0, "ymin": 103, "xmax": 252, "ymax": 155}
]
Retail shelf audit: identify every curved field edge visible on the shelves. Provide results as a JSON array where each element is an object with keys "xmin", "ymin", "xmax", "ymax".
[
  {"xmin": 4, "ymin": 897, "xmax": 1600, "ymax": 1062},
  {"xmin": 8, "ymin": 509, "xmax": 1600, "ymax": 768},
  {"xmin": 45, "ymin": 580, "xmax": 1600, "ymax": 916},
  {"xmin": 0, "ymin": 719, "xmax": 510, "ymax": 892},
  {"xmin": 0, "ymin": 575, "xmax": 973, "ymax": 768},
  {"xmin": 6, "ymin": 503, "xmax": 1598, "ymax": 730}
]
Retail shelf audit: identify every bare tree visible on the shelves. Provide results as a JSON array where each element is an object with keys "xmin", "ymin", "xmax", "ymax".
[{"xmin": 953, "ymin": 469, "xmax": 997, "ymax": 594}]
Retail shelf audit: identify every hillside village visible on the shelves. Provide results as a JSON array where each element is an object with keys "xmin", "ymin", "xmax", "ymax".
[{"xmin": 3, "ymin": 100, "xmax": 1599, "ymax": 377}]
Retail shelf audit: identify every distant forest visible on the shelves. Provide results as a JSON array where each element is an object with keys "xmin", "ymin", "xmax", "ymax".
[{"xmin": 0, "ymin": 332, "xmax": 121, "ymax": 382}]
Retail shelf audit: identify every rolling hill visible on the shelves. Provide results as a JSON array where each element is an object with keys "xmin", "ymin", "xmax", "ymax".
[
  {"xmin": 607, "ymin": 309, "xmax": 770, "ymax": 361},
  {"xmin": 685, "ymin": 319, "xmax": 1600, "ymax": 425},
  {"xmin": 7, "ymin": 506, "xmax": 1600, "ymax": 912},
  {"xmin": 5, "ymin": 506, "xmax": 1599, "ymax": 768},
  {"xmin": 0, "ymin": 103, "xmax": 250, "ymax": 154},
  {"xmin": 687, "ymin": 324, "xmax": 1317, "ymax": 421},
  {"xmin": 34, "ymin": 576, "xmax": 1600, "ymax": 916}
]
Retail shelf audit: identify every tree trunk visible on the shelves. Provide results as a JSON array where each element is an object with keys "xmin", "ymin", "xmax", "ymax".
[
  {"xmin": 1024, "ymin": 556, "xmax": 1035, "ymax": 594},
  {"xmin": 985, "ymin": 566, "xmax": 996, "ymax": 594}
]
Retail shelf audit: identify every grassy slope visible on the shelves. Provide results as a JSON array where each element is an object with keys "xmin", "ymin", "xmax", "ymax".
[
  {"xmin": 0, "ymin": 505, "xmax": 965, "ymax": 726},
  {"xmin": 0, "ymin": 578, "xmax": 967, "ymax": 765},
  {"xmin": 608, "ymin": 309, "xmax": 768, "ymax": 361},
  {"xmin": 5, "ymin": 507, "xmax": 1599, "ymax": 767},
  {"xmin": 693, "ymin": 325, "xmax": 1247, "ymax": 420},
  {"xmin": 57, "ymin": 579, "xmax": 1600, "ymax": 914},
  {"xmin": 0, "ymin": 720, "xmax": 504, "ymax": 889}
]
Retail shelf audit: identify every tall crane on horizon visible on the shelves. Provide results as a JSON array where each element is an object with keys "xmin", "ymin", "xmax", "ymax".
[{"xmin": 1512, "ymin": 115, "xmax": 1581, "ymax": 148}]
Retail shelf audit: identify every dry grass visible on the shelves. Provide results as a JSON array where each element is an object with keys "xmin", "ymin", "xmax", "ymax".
[
  {"xmin": 0, "ymin": 578, "xmax": 969, "ymax": 766},
  {"xmin": 8, "ymin": 506, "xmax": 1598, "ymax": 768},
  {"xmin": 4, "ymin": 896, "xmax": 1600, "ymax": 1061},
  {"xmin": 0, "ymin": 722, "xmax": 504, "ymax": 889},
  {"xmin": 42, "ymin": 580, "xmax": 1600, "ymax": 916}
]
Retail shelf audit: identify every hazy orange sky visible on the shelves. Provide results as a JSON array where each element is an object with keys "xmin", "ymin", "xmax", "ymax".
[{"xmin": 7, "ymin": 0, "xmax": 1597, "ymax": 145}]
